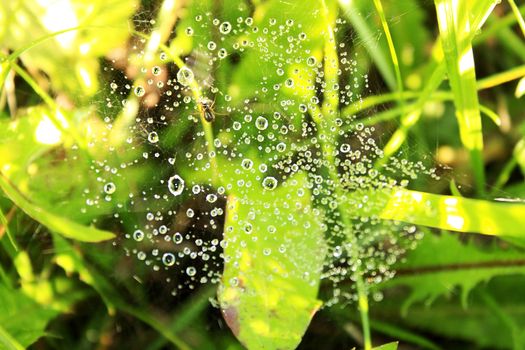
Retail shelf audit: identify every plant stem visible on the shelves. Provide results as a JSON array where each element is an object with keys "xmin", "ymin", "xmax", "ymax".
[
  {"xmin": 508, "ymin": 0, "xmax": 525, "ymax": 38},
  {"xmin": 319, "ymin": 1, "xmax": 372, "ymax": 349},
  {"xmin": 131, "ymin": 32, "xmax": 220, "ymax": 186},
  {"xmin": 372, "ymin": 0, "xmax": 405, "ymax": 120}
]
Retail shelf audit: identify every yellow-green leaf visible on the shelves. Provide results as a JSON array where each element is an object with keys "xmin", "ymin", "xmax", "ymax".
[{"xmin": 219, "ymin": 172, "xmax": 326, "ymax": 350}]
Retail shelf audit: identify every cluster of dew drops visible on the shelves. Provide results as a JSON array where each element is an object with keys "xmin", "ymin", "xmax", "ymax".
[{"xmin": 83, "ymin": 12, "xmax": 440, "ymax": 303}]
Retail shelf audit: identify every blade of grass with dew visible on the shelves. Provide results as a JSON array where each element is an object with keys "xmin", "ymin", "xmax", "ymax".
[
  {"xmin": 0, "ymin": 173, "xmax": 115, "ymax": 242},
  {"xmin": 342, "ymin": 63, "xmax": 525, "ymax": 123}
]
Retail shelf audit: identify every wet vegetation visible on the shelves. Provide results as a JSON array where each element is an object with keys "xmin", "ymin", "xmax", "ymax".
[{"xmin": 1, "ymin": 0, "xmax": 525, "ymax": 349}]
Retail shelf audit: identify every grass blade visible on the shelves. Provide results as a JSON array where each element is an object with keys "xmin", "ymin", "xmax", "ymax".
[
  {"xmin": 435, "ymin": 0, "xmax": 486, "ymax": 195},
  {"xmin": 0, "ymin": 324, "xmax": 25, "ymax": 350},
  {"xmin": 372, "ymin": 0, "xmax": 405, "ymax": 115},
  {"xmin": 339, "ymin": 0, "xmax": 396, "ymax": 90},
  {"xmin": 508, "ymin": 0, "xmax": 525, "ymax": 38},
  {"xmin": 0, "ymin": 173, "xmax": 115, "ymax": 243},
  {"xmin": 376, "ymin": 189, "xmax": 525, "ymax": 238}
]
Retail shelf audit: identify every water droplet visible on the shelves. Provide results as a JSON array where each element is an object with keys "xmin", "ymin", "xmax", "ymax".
[
  {"xmin": 152, "ymin": 66, "xmax": 161, "ymax": 76},
  {"xmin": 206, "ymin": 194, "xmax": 218, "ymax": 203},
  {"xmin": 104, "ymin": 182, "xmax": 116, "ymax": 194},
  {"xmin": 340, "ymin": 143, "xmax": 351, "ymax": 153},
  {"xmin": 173, "ymin": 232, "xmax": 183, "ymax": 244},
  {"xmin": 148, "ymin": 131, "xmax": 159, "ymax": 143},
  {"xmin": 177, "ymin": 66, "xmax": 194, "ymax": 87},
  {"xmin": 134, "ymin": 86, "xmax": 145, "ymax": 97},
  {"xmin": 162, "ymin": 252, "xmax": 175, "ymax": 266},
  {"xmin": 133, "ymin": 230, "xmax": 145, "ymax": 242},
  {"xmin": 276, "ymin": 142, "xmax": 286, "ymax": 152},
  {"xmin": 186, "ymin": 266, "xmax": 196, "ymax": 276},
  {"xmin": 255, "ymin": 116, "xmax": 268, "ymax": 130},
  {"xmin": 168, "ymin": 175, "xmax": 184, "ymax": 196},
  {"xmin": 262, "ymin": 176, "xmax": 278, "ymax": 190},
  {"xmin": 219, "ymin": 21, "xmax": 232, "ymax": 34},
  {"xmin": 218, "ymin": 48, "xmax": 228, "ymax": 59},
  {"xmin": 207, "ymin": 41, "xmax": 217, "ymax": 50},
  {"xmin": 241, "ymin": 158, "xmax": 253, "ymax": 170}
]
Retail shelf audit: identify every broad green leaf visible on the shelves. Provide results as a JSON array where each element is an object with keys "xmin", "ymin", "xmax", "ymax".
[
  {"xmin": 373, "ymin": 342, "xmax": 399, "ymax": 350},
  {"xmin": 378, "ymin": 233, "xmax": 525, "ymax": 311},
  {"xmin": 219, "ymin": 172, "xmax": 326, "ymax": 350},
  {"xmin": 0, "ymin": 173, "xmax": 114, "ymax": 242},
  {"xmin": 0, "ymin": 283, "xmax": 58, "ymax": 348}
]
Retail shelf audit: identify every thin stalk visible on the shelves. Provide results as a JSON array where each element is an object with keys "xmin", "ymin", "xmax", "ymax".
[
  {"xmin": 343, "ymin": 64, "xmax": 525, "ymax": 118},
  {"xmin": 131, "ymin": 30, "xmax": 219, "ymax": 186},
  {"xmin": 319, "ymin": 0, "xmax": 372, "ymax": 348},
  {"xmin": 10, "ymin": 62, "xmax": 85, "ymax": 147},
  {"xmin": 372, "ymin": 0, "xmax": 406, "ymax": 121},
  {"xmin": 0, "ymin": 207, "xmax": 18, "ymax": 252},
  {"xmin": 508, "ymin": 0, "xmax": 525, "ymax": 38},
  {"xmin": 491, "ymin": 157, "xmax": 518, "ymax": 193}
]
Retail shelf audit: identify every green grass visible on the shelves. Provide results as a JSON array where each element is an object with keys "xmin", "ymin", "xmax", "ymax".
[{"xmin": 1, "ymin": 0, "xmax": 525, "ymax": 349}]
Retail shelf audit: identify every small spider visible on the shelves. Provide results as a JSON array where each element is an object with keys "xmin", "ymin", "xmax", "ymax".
[{"xmin": 198, "ymin": 97, "xmax": 216, "ymax": 123}]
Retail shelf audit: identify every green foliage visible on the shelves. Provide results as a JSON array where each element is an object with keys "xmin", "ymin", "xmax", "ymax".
[
  {"xmin": 435, "ymin": 0, "xmax": 486, "ymax": 192},
  {"xmin": 219, "ymin": 172, "xmax": 325, "ymax": 350},
  {"xmin": 0, "ymin": 284, "xmax": 58, "ymax": 348},
  {"xmin": 0, "ymin": 174, "xmax": 114, "ymax": 242},
  {"xmin": 378, "ymin": 232, "xmax": 525, "ymax": 311},
  {"xmin": 372, "ymin": 342, "xmax": 398, "ymax": 350},
  {"xmin": 1, "ymin": 0, "xmax": 525, "ymax": 349},
  {"xmin": 367, "ymin": 188, "xmax": 525, "ymax": 238}
]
